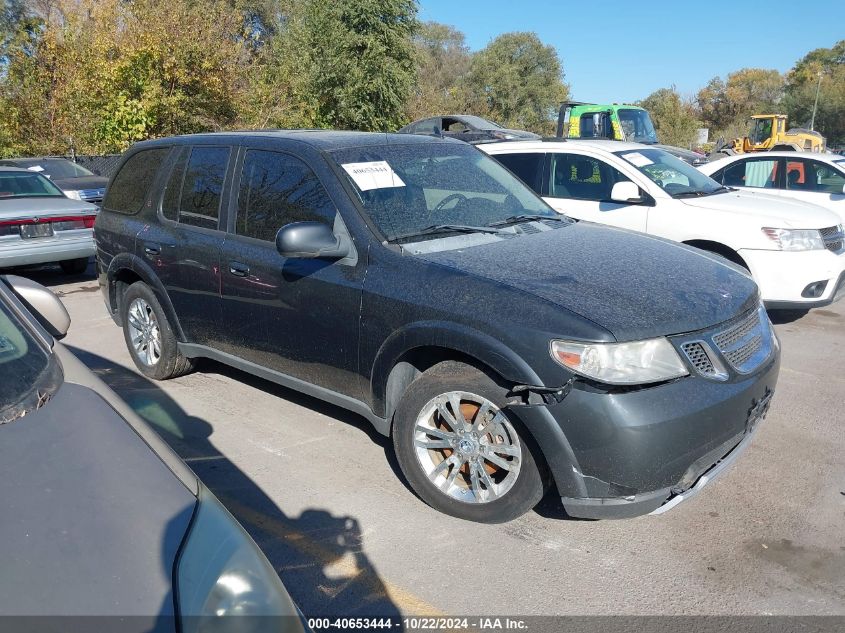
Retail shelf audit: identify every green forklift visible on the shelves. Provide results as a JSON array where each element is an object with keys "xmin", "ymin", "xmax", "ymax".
[{"xmin": 556, "ymin": 102, "xmax": 707, "ymax": 166}]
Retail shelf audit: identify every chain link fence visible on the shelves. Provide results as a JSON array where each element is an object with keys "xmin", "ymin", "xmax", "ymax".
[{"xmin": 71, "ymin": 154, "xmax": 124, "ymax": 179}]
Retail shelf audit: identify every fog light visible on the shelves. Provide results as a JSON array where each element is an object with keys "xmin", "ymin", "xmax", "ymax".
[{"xmin": 801, "ymin": 280, "xmax": 828, "ymax": 298}]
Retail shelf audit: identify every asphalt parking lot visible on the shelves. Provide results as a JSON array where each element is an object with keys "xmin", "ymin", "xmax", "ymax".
[{"xmin": 30, "ymin": 263, "xmax": 845, "ymax": 618}]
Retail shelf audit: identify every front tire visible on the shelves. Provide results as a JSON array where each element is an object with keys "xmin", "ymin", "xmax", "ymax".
[
  {"xmin": 392, "ymin": 362, "xmax": 547, "ymax": 523},
  {"xmin": 120, "ymin": 282, "xmax": 195, "ymax": 380}
]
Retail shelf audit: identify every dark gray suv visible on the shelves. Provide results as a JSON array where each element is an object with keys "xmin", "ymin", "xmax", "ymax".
[{"xmin": 95, "ymin": 130, "xmax": 780, "ymax": 523}]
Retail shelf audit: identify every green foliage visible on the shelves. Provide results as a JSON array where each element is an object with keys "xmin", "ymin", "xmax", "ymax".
[
  {"xmin": 783, "ymin": 40, "xmax": 845, "ymax": 146},
  {"xmin": 1, "ymin": 2, "xmax": 839, "ymax": 157},
  {"xmin": 696, "ymin": 68, "xmax": 784, "ymax": 137},
  {"xmin": 466, "ymin": 32, "xmax": 568, "ymax": 135},
  {"xmin": 638, "ymin": 88, "xmax": 701, "ymax": 148},
  {"xmin": 404, "ymin": 21, "xmax": 472, "ymax": 121},
  {"xmin": 298, "ymin": 0, "xmax": 418, "ymax": 131}
]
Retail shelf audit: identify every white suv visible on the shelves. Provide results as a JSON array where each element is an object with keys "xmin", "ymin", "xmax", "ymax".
[
  {"xmin": 480, "ymin": 139, "xmax": 845, "ymax": 310},
  {"xmin": 698, "ymin": 151, "xmax": 845, "ymax": 223}
]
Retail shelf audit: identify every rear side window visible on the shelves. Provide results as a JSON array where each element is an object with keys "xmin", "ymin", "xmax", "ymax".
[
  {"xmin": 178, "ymin": 147, "xmax": 231, "ymax": 229},
  {"xmin": 493, "ymin": 153, "xmax": 544, "ymax": 193},
  {"xmin": 787, "ymin": 159, "xmax": 845, "ymax": 193},
  {"xmin": 236, "ymin": 150, "xmax": 336, "ymax": 242},
  {"xmin": 161, "ymin": 149, "xmax": 188, "ymax": 222},
  {"xmin": 722, "ymin": 159, "xmax": 779, "ymax": 189},
  {"xmin": 103, "ymin": 148, "xmax": 170, "ymax": 214}
]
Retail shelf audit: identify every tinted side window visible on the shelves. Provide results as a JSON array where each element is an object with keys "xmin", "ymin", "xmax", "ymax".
[
  {"xmin": 549, "ymin": 154, "xmax": 630, "ymax": 201},
  {"xmin": 161, "ymin": 148, "xmax": 188, "ymax": 222},
  {"xmin": 494, "ymin": 153, "xmax": 544, "ymax": 193},
  {"xmin": 236, "ymin": 150, "xmax": 336, "ymax": 242},
  {"xmin": 722, "ymin": 159, "xmax": 778, "ymax": 189},
  {"xmin": 787, "ymin": 159, "xmax": 845, "ymax": 193},
  {"xmin": 103, "ymin": 148, "xmax": 170, "ymax": 214},
  {"xmin": 179, "ymin": 146, "xmax": 230, "ymax": 229}
]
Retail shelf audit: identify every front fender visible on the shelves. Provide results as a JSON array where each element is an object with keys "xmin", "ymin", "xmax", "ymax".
[{"xmin": 369, "ymin": 320, "xmax": 544, "ymax": 419}]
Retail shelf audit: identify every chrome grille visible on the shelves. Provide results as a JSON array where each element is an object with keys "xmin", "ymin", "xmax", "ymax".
[
  {"xmin": 712, "ymin": 307, "xmax": 772, "ymax": 374},
  {"xmin": 713, "ymin": 308, "xmax": 759, "ymax": 350},
  {"xmin": 820, "ymin": 225, "xmax": 844, "ymax": 253},
  {"xmin": 681, "ymin": 342, "xmax": 715, "ymax": 375},
  {"xmin": 79, "ymin": 188, "xmax": 105, "ymax": 203}
]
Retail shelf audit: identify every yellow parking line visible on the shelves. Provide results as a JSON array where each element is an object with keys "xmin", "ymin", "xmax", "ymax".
[{"xmin": 220, "ymin": 496, "xmax": 444, "ymax": 616}]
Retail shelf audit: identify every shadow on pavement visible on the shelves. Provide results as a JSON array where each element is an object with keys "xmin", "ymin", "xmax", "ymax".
[
  {"xmin": 1, "ymin": 259, "xmax": 96, "ymax": 288},
  {"xmin": 768, "ymin": 308, "xmax": 811, "ymax": 325},
  {"xmin": 67, "ymin": 346, "xmax": 405, "ymax": 622}
]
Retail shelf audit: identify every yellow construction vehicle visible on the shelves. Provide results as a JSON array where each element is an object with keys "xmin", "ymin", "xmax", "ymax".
[{"xmin": 713, "ymin": 114, "xmax": 826, "ymax": 157}]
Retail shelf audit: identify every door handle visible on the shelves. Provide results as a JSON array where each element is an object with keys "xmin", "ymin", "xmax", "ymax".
[
  {"xmin": 143, "ymin": 242, "xmax": 161, "ymax": 255},
  {"xmin": 229, "ymin": 262, "xmax": 250, "ymax": 277}
]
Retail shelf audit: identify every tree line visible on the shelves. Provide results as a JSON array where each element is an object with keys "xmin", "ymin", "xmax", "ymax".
[
  {"xmin": 0, "ymin": 0, "xmax": 841, "ymax": 158},
  {"xmin": 640, "ymin": 41, "xmax": 844, "ymax": 149}
]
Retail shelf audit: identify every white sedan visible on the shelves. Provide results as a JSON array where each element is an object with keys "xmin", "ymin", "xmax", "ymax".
[
  {"xmin": 699, "ymin": 151, "xmax": 845, "ymax": 224},
  {"xmin": 480, "ymin": 139, "xmax": 845, "ymax": 310}
]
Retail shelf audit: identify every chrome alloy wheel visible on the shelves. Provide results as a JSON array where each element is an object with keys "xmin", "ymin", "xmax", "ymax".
[
  {"xmin": 413, "ymin": 391, "xmax": 522, "ymax": 504},
  {"xmin": 126, "ymin": 298, "xmax": 162, "ymax": 367}
]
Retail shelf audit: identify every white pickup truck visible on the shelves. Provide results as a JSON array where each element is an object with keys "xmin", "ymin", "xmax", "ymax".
[{"xmin": 481, "ymin": 139, "xmax": 845, "ymax": 310}]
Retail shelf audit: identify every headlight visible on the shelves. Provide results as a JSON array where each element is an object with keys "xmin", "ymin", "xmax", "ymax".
[
  {"xmin": 64, "ymin": 190, "xmax": 83, "ymax": 200},
  {"xmin": 761, "ymin": 227, "xmax": 824, "ymax": 251},
  {"xmin": 177, "ymin": 487, "xmax": 304, "ymax": 633},
  {"xmin": 551, "ymin": 337, "xmax": 688, "ymax": 385}
]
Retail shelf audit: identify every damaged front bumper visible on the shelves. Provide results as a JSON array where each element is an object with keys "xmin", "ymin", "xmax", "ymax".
[{"xmin": 508, "ymin": 349, "xmax": 779, "ymax": 520}]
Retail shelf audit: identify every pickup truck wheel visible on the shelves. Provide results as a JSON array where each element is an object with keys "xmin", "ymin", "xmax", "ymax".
[
  {"xmin": 393, "ymin": 362, "xmax": 546, "ymax": 523},
  {"xmin": 121, "ymin": 282, "xmax": 195, "ymax": 380}
]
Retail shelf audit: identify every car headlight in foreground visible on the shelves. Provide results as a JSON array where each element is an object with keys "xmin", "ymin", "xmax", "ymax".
[
  {"xmin": 551, "ymin": 337, "xmax": 689, "ymax": 385},
  {"xmin": 177, "ymin": 487, "xmax": 305, "ymax": 633},
  {"xmin": 761, "ymin": 227, "xmax": 824, "ymax": 251}
]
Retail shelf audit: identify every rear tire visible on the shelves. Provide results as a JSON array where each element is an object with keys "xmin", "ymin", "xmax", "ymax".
[
  {"xmin": 120, "ymin": 281, "xmax": 195, "ymax": 380},
  {"xmin": 392, "ymin": 361, "xmax": 547, "ymax": 523},
  {"xmin": 60, "ymin": 257, "xmax": 89, "ymax": 275}
]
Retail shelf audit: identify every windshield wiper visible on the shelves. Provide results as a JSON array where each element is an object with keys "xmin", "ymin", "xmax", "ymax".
[
  {"xmin": 387, "ymin": 224, "xmax": 503, "ymax": 243},
  {"xmin": 673, "ymin": 186, "xmax": 731, "ymax": 199},
  {"xmin": 489, "ymin": 214, "xmax": 567, "ymax": 227}
]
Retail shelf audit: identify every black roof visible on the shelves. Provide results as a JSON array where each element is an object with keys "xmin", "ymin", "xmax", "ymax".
[
  {"xmin": 131, "ymin": 129, "xmax": 462, "ymax": 152},
  {"xmin": 0, "ymin": 157, "xmax": 75, "ymax": 165}
]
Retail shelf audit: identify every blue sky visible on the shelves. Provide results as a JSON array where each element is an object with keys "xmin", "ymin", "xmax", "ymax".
[{"xmin": 417, "ymin": 0, "xmax": 845, "ymax": 103}]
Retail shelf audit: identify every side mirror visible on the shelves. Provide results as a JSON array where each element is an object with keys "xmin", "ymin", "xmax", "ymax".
[
  {"xmin": 276, "ymin": 222, "xmax": 350, "ymax": 260},
  {"xmin": 5, "ymin": 275, "xmax": 71, "ymax": 339},
  {"xmin": 610, "ymin": 181, "xmax": 644, "ymax": 204}
]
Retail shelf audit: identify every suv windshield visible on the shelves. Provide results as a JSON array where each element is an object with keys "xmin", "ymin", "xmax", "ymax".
[
  {"xmin": 615, "ymin": 148, "xmax": 726, "ymax": 198},
  {"xmin": 618, "ymin": 109, "xmax": 658, "ymax": 144},
  {"xmin": 0, "ymin": 293, "xmax": 54, "ymax": 422},
  {"xmin": 0, "ymin": 172, "xmax": 68, "ymax": 199},
  {"xmin": 330, "ymin": 142, "xmax": 561, "ymax": 242}
]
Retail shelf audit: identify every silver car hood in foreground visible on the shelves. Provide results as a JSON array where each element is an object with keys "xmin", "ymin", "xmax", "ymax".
[{"xmin": 0, "ymin": 377, "xmax": 196, "ymax": 628}]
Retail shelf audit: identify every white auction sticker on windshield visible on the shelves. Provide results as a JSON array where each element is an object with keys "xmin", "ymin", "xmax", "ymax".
[
  {"xmin": 26, "ymin": 165, "xmax": 45, "ymax": 172},
  {"xmin": 623, "ymin": 152, "xmax": 653, "ymax": 167},
  {"xmin": 342, "ymin": 161, "xmax": 405, "ymax": 191}
]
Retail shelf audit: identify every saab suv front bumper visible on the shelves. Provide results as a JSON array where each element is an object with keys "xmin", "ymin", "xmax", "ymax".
[{"xmin": 509, "ymin": 307, "xmax": 781, "ymax": 519}]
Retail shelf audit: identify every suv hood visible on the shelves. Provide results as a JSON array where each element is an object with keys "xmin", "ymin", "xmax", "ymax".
[
  {"xmin": 655, "ymin": 144, "xmax": 707, "ymax": 166},
  {"xmin": 51, "ymin": 175, "xmax": 109, "ymax": 191},
  {"xmin": 418, "ymin": 222, "xmax": 759, "ymax": 341},
  {"xmin": 679, "ymin": 190, "xmax": 839, "ymax": 228}
]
